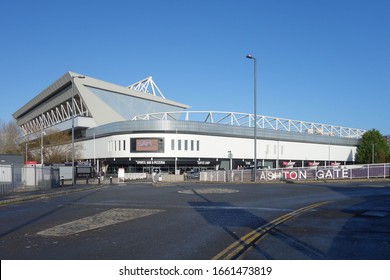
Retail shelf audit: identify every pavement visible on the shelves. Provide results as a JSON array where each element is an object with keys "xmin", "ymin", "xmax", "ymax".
[
  {"xmin": 0, "ymin": 176, "xmax": 192, "ymax": 206},
  {"xmin": 0, "ymin": 182, "xmax": 109, "ymax": 206},
  {"xmin": 2, "ymin": 178, "xmax": 389, "ymax": 207},
  {"xmin": 0, "ymin": 176, "xmax": 163, "ymax": 206}
]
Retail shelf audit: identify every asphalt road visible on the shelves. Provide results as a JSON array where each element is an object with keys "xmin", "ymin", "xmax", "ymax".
[{"xmin": 1, "ymin": 181, "xmax": 390, "ymax": 260}]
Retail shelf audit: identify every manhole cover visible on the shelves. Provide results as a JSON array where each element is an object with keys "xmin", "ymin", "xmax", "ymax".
[{"xmin": 178, "ymin": 188, "xmax": 239, "ymax": 194}]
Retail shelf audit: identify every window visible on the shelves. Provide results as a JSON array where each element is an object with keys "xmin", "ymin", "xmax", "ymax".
[
  {"xmin": 123, "ymin": 140, "xmax": 126, "ymax": 151},
  {"xmin": 191, "ymin": 140, "xmax": 194, "ymax": 151},
  {"xmin": 197, "ymin": 140, "xmax": 200, "ymax": 151},
  {"xmin": 178, "ymin": 140, "xmax": 182, "ymax": 150},
  {"xmin": 171, "ymin": 139, "xmax": 175, "ymax": 150},
  {"xmin": 184, "ymin": 140, "xmax": 188, "ymax": 151},
  {"xmin": 118, "ymin": 140, "xmax": 121, "ymax": 151}
]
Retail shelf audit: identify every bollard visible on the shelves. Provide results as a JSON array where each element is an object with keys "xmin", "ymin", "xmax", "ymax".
[
  {"xmin": 98, "ymin": 176, "xmax": 101, "ymax": 185},
  {"xmin": 86, "ymin": 177, "xmax": 89, "ymax": 184},
  {"xmin": 110, "ymin": 176, "xmax": 113, "ymax": 184},
  {"xmin": 61, "ymin": 176, "xmax": 64, "ymax": 187}
]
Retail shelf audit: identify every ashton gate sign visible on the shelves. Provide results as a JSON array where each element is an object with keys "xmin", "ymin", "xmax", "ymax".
[
  {"xmin": 201, "ymin": 164, "xmax": 390, "ymax": 182},
  {"xmin": 257, "ymin": 168, "xmax": 350, "ymax": 181}
]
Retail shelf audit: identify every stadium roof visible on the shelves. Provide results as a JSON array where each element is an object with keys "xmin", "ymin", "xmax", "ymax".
[
  {"xmin": 13, "ymin": 72, "xmax": 365, "ymax": 143},
  {"xmin": 13, "ymin": 72, "xmax": 189, "ymax": 135}
]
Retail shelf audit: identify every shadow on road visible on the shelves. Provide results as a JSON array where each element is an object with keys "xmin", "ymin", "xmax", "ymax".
[
  {"xmin": 187, "ymin": 182, "xmax": 390, "ymax": 259},
  {"xmin": 187, "ymin": 189, "xmax": 279, "ymax": 259},
  {"xmin": 323, "ymin": 184, "xmax": 390, "ymax": 259},
  {"xmin": 0, "ymin": 188, "xmax": 102, "ymax": 239}
]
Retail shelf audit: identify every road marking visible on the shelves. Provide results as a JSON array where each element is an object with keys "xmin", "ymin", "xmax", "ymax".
[
  {"xmin": 361, "ymin": 211, "xmax": 389, "ymax": 217},
  {"xmin": 212, "ymin": 201, "xmax": 330, "ymax": 260},
  {"xmin": 37, "ymin": 208, "xmax": 164, "ymax": 237},
  {"xmin": 71, "ymin": 202, "xmax": 293, "ymax": 212},
  {"xmin": 358, "ymin": 185, "xmax": 388, "ymax": 188},
  {"xmin": 178, "ymin": 188, "xmax": 239, "ymax": 194}
]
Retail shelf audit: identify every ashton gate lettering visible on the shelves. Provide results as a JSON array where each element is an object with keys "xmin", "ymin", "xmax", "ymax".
[{"xmin": 258, "ymin": 168, "xmax": 349, "ymax": 181}]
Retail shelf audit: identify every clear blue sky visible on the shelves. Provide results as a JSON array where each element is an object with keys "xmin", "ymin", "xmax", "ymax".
[{"xmin": 1, "ymin": 0, "xmax": 389, "ymax": 134}]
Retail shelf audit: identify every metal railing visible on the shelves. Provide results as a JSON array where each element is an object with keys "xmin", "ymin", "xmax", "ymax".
[
  {"xmin": 133, "ymin": 111, "xmax": 366, "ymax": 139},
  {"xmin": 0, "ymin": 165, "xmax": 60, "ymax": 195},
  {"xmin": 200, "ymin": 163, "xmax": 390, "ymax": 183}
]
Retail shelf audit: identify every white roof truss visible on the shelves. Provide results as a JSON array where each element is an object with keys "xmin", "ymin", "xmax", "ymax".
[
  {"xmin": 21, "ymin": 95, "xmax": 91, "ymax": 135},
  {"xmin": 128, "ymin": 76, "xmax": 166, "ymax": 99},
  {"xmin": 132, "ymin": 111, "xmax": 366, "ymax": 139}
]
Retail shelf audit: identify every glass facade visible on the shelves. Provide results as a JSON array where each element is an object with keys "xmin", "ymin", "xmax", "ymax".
[{"xmin": 85, "ymin": 86, "xmax": 184, "ymax": 120}]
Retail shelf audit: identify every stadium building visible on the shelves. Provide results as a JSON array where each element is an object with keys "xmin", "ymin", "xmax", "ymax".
[{"xmin": 13, "ymin": 72, "xmax": 366, "ymax": 175}]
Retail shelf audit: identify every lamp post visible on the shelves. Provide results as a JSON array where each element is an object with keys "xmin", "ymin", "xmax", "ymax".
[
  {"xmin": 246, "ymin": 54, "xmax": 257, "ymax": 182},
  {"xmin": 25, "ymin": 141, "xmax": 36, "ymax": 162},
  {"xmin": 228, "ymin": 150, "xmax": 233, "ymax": 170},
  {"xmin": 40, "ymin": 113, "xmax": 45, "ymax": 187},
  {"xmin": 71, "ymin": 75, "xmax": 85, "ymax": 185},
  {"xmin": 25, "ymin": 142, "xmax": 29, "ymax": 162},
  {"xmin": 41, "ymin": 113, "xmax": 45, "ymax": 165}
]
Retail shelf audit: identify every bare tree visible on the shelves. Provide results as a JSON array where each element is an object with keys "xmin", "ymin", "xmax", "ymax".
[
  {"xmin": 0, "ymin": 119, "xmax": 22, "ymax": 154},
  {"xmin": 28, "ymin": 129, "xmax": 83, "ymax": 164},
  {"xmin": 43, "ymin": 130, "xmax": 72, "ymax": 163},
  {"xmin": 1, "ymin": 119, "xmax": 84, "ymax": 163}
]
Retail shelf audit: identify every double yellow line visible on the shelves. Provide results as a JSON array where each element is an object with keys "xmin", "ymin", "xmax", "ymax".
[{"xmin": 212, "ymin": 201, "xmax": 330, "ymax": 260}]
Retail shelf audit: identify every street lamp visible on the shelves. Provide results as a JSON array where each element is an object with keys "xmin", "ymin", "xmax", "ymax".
[
  {"xmin": 71, "ymin": 75, "xmax": 85, "ymax": 185},
  {"xmin": 41, "ymin": 114, "xmax": 44, "ymax": 165},
  {"xmin": 25, "ymin": 141, "xmax": 36, "ymax": 162},
  {"xmin": 228, "ymin": 150, "xmax": 233, "ymax": 170},
  {"xmin": 246, "ymin": 54, "xmax": 257, "ymax": 182}
]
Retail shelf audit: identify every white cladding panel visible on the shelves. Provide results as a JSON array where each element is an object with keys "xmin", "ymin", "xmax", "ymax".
[{"xmin": 80, "ymin": 133, "xmax": 356, "ymax": 162}]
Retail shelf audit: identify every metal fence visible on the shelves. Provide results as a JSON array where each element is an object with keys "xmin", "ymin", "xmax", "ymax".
[
  {"xmin": 200, "ymin": 163, "xmax": 390, "ymax": 183},
  {"xmin": 0, "ymin": 165, "xmax": 60, "ymax": 195}
]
